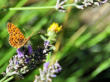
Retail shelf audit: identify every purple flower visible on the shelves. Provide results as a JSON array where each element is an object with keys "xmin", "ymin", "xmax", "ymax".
[
  {"xmin": 5, "ymin": 44, "xmax": 45, "ymax": 78},
  {"xmin": 16, "ymin": 61, "xmax": 19, "ymax": 65},
  {"xmin": 54, "ymin": 61, "xmax": 62, "ymax": 72},
  {"xmin": 97, "ymin": 0, "xmax": 108, "ymax": 5},
  {"xmin": 50, "ymin": 74, "xmax": 56, "ymax": 77},
  {"xmin": 44, "ymin": 41, "xmax": 50, "ymax": 48},
  {"xmin": 17, "ymin": 48, "xmax": 24, "ymax": 58},
  {"xmin": 100, "ymin": 0, "xmax": 108, "ymax": 3},
  {"xmin": 34, "ymin": 61, "xmax": 62, "ymax": 81},
  {"xmin": 28, "ymin": 45, "xmax": 33, "ymax": 54},
  {"xmin": 25, "ymin": 58, "xmax": 30, "ymax": 63},
  {"xmin": 44, "ymin": 62, "xmax": 49, "ymax": 71}
]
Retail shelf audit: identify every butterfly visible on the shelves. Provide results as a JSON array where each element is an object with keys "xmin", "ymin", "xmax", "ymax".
[{"xmin": 7, "ymin": 23, "xmax": 33, "ymax": 48}]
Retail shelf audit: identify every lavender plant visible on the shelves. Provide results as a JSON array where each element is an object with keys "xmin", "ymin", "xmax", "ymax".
[
  {"xmin": 34, "ymin": 61, "xmax": 62, "ymax": 82},
  {"xmin": 0, "ymin": 0, "xmax": 108, "ymax": 82},
  {"xmin": 56, "ymin": 0, "xmax": 67, "ymax": 12},
  {"xmin": 0, "ymin": 22, "xmax": 62, "ymax": 82},
  {"xmin": 5, "ymin": 44, "xmax": 46, "ymax": 77},
  {"xmin": 1, "ymin": 0, "xmax": 109, "ymax": 12},
  {"xmin": 0, "ymin": 44, "xmax": 46, "ymax": 82},
  {"xmin": 74, "ymin": 0, "xmax": 108, "ymax": 9},
  {"xmin": 41, "ymin": 22, "xmax": 62, "ymax": 62},
  {"xmin": 34, "ymin": 22, "xmax": 62, "ymax": 82}
]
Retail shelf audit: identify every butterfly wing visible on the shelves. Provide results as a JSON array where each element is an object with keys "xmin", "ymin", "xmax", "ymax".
[{"xmin": 8, "ymin": 23, "xmax": 27, "ymax": 48}]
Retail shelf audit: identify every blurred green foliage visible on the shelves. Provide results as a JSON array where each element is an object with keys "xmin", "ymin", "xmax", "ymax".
[{"xmin": 0, "ymin": 0, "xmax": 110, "ymax": 82}]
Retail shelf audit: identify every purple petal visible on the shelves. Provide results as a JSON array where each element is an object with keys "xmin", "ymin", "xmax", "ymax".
[
  {"xmin": 54, "ymin": 61, "xmax": 62, "ymax": 72},
  {"xmin": 44, "ymin": 62, "xmax": 49, "ymax": 71},
  {"xmin": 25, "ymin": 58, "xmax": 30, "ymax": 63},
  {"xmin": 17, "ymin": 48, "xmax": 24, "ymax": 58},
  {"xmin": 51, "ymin": 74, "xmax": 56, "ymax": 77},
  {"xmin": 44, "ymin": 41, "xmax": 50, "ymax": 47},
  {"xmin": 101, "ymin": 0, "xmax": 108, "ymax": 3},
  {"xmin": 55, "ymin": 61, "xmax": 61, "ymax": 68},
  {"xmin": 54, "ymin": 68, "xmax": 62, "ymax": 73},
  {"xmin": 28, "ymin": 45, "xmax": 33, "ymax": 54},
  {"xmin": 44, "ymin": 62, "xmax": 49, "ymax": 68},
  {"xmin": 16, "ymin": 61, "xmax": 19, "ymax": 64}
]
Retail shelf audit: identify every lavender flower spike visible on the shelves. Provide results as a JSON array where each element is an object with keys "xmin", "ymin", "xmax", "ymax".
[
  {"xmin": 5, "ymin": 44, "xmax": 45, "ymax": 79},
  {"xmin": 34, "ymin": 61, "xmax": 62, "ymax": 82}
]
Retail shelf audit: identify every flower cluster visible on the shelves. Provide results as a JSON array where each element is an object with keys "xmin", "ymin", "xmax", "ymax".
[
  {"xmin": 42, "ymin": 22, "xmax": 62, "ymax": 56},
  {"xmin": 75, "ymin": 0, "xmax": 108, "ymax": 9},
  {"xmin": 5, "ymin": 44, "xmax": 45, "ymax": 78},
  {"xmin": 56, "ymin": 0, "xmax": 67, "ymax": 12},
  {"xmin": 48, "ymin": 22, "xmax": 62, "ymax": 33},
  {"xmin": 33, "ymin": 22, "xmax": 62, "ymax": 82},
  {"xmin": 1, "ymin": 22, "xmax": 62, "ymax": 82},
  {"xmin": 34, "ymin": 61, "xmax": 62, "ymax": 82}
]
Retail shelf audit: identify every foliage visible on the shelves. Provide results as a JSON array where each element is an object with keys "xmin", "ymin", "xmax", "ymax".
[{"xmin": 0, "ymin": 0, "xmax": 110, "ymax": 82}]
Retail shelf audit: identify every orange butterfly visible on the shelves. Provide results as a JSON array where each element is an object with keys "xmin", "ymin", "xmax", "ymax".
[{"xmin": 7, "ymin": 23, "xmax": 33, "ymax": 48}]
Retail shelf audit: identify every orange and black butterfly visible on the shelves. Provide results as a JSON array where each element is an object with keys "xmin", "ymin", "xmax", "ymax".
[{"xmin": 7, "ymin": 23, "xmax": 33, "ymax": 48}]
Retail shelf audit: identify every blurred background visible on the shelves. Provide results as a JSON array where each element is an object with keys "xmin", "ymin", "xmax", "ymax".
[{"xmin": 0, "ymin": 0, "xmax": 110, "ymax": 82}]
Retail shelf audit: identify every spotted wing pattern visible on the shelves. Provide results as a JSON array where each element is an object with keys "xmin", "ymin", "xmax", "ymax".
[{"xmin": 7, "ymin": 23, "xmax": 27, "ymax": 48}]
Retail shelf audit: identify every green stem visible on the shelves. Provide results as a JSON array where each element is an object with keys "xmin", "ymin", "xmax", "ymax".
[
  {"xmin": 0, "ymin": 75, "xmax": 8, "ymax": 82},
  {"xmin": 63, "ymin": 3, "xmax": 77, "ymax": 7},
  {"xmin": 9, "ymin": 6, "xmax": 56, "ymax": 10},
  {"xmin": 8, "ymin": 3, "xmax": 76, "ymax": 11},
  {"xmin": 46, "ymin": 52, "xmax": 51, "ymax": 62},
  {"xmin": 4, "ymin": 76, "xmax": 14, "ymax": 82}
]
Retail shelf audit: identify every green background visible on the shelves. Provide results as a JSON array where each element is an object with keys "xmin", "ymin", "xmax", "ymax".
[{"xmin": 0, "ymin": 0, "xmax": 110, "ymax": 82}]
